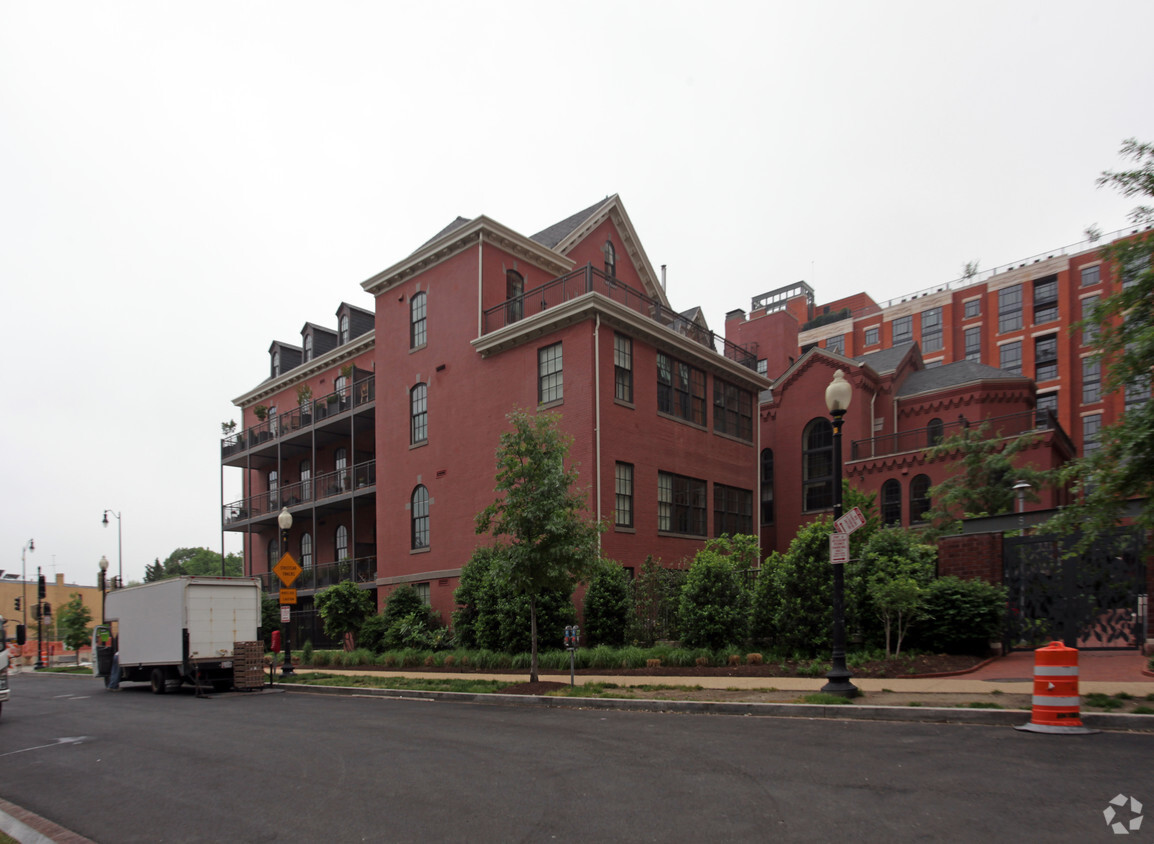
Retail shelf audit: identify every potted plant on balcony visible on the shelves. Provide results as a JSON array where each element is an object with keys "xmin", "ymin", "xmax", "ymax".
[
  {"xmin": 221, "ymin": 420, "xmax": 239, "ymax": 454},
  {"xmin": 297, "ymin": 384, "xmax": 314, "ymax": 425},
  {"xmin": 253, "ymin": 405, "xmax": 271, "ymax": 442}
]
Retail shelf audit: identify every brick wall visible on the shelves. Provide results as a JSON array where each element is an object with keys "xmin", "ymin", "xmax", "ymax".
[{"xmin": 937, "ymin": 532, "xmax": 1003, "ymax": 584}]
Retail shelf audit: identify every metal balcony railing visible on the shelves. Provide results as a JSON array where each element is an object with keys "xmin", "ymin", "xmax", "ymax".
[
  {"xmin": 221, "ymin": 376, "xmax": 375, "ymax": 458},
  {"xmin": 849, "ymin": 409, "xmax": 1071, "ymax": 461},
  {"xmin": 255, "ymin": 555, "xmax": 376, "ymax": 593},
  {"xmin": 223, "ymin": 460, "xmax": 376, "ymax": 524},
  {"xmin": 481, "ymin": 263, "xmax": 758, "ymax": 370}
]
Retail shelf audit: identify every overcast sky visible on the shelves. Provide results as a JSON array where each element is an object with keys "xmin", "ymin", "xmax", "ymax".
[{"xmin": 3, "ymin": 1, "xmax": 1153, "ymax": 589}]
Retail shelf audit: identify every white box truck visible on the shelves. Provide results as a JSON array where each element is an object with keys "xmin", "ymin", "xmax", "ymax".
[
  {"xmin": 98, "ymin": 577, "xmax": 262, "ymax": 694},
  {"xmin": 0, "ymin": 614, "xmax": 10, "ymax": 718}
]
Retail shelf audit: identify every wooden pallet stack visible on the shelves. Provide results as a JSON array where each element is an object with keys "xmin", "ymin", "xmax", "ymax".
[{"xmin": 232, "ymin": 641, "xmax": 265, "ymax": 691}]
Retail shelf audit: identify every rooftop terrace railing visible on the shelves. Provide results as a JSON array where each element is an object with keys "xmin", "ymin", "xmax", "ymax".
[
  {"xmin": 482, "ymin": 263, "xmax": 758, "ymax": 371},
  {"xmin": 849, "ymin": 409, "xmax": 1072, "ymax": 461}
]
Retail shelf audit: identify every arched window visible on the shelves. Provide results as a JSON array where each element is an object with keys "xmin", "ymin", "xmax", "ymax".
[
  {"xmin": 410, "ymin": 383, "xmax": 428, "ymax": 444},
  {"xmin": 411, "ymin": 485, "xmax": 430, "ymax": 550},
  {"xmin": 300, "ymin": 460, "xmax": 311, "ymax": 501},
  {"xmin": 272, "ymin": 350, "xmax": 280, "ymax": 377},
  {"xmin": 927, "ymin": 418, "xmax": 944, "ymax": 447},
  {"xmin": 760, "ymin": 448, "xmax": 775, "ymax": 524},
  {"xmin": 910, "ymin": 474, "xmax": 932, "ymax": 523},
  {"xmin": 335, "ymin": 525, "xmax": 349, "ymax": 561},
  {"xmin": 882, "ymin": 479, "xmax": 902, "ymax": 525},
  {"xmin": 506, "ymin": 270, "xmax": 524, "ymax": 324},
  {"xmin": 300, "ymin": 533, "xmax": 313, "ymax": 569},
  {"xmin": 335, "ymin": 447, "xmax": 348, "ymax": 493},
  {"xmin": 410, "ymin": 292, "xmax": 427, "ymax": 349},
  {"xmin": 339, "ymin": 314, "xmax": 350, "ymax": 344},
  {"xmin": 802, "ymin": 418, "xmax": 833, "ymax": 511},
  {"xmin": 603, "ymin": 240, "xmax": 616, "ymax": 278},
  {"xmin": 303, "ymin": 334, "xmax": 313, "ymax": 362},
  {"xmin": 267, "ymin": 537, "xmax": 279, "ymax": 567},
  {"xmin": 268, "ymin": 470, "xmax": 279, "ymax": 508}
]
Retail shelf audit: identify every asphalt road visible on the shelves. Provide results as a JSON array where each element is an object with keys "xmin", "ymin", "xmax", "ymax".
[{"xmin": 1, "ymin": 672, "xmax": 1150, "ymax": 843}]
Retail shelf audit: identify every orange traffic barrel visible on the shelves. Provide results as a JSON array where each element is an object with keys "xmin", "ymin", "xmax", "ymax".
[{"xmin": 1015, "ymin": 641, "xmax": 1097, "ymax": 735}]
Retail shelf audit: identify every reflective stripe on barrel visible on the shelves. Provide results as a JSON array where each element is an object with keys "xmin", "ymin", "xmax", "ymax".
[{"xmin": 1028, "ymin": 641, "xmax": 1083, "ymax": 727}]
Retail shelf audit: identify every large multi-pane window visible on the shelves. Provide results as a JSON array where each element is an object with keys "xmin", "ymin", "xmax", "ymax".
[
  {"xmin": 658, "ymin": 472, "xmax": 706, "ymax": 536},
  {"xmin": 410, "ymin": 383, "xmax": 428, "ymax": 444},
  {"xmin": 614, "ymin": 334, "xmax": 633, "ymax": 403},
  {"xmin": 303, "ymin": 334, "xmax": 313, "ymax": 362},
  {"xmin": 1082, "ymin": 357, "xmax": 1101, "ymax": 404},
  {"xmin": 963, "ymin": 299, "xmax": 981, "ymax": 319},
  {"xmin": 300, "ymin": 459, "xmax": 311, "ymax": 501},
  {"xmin": 1122, "ymin": 255, "xmax": 1146, "ymax": 289},
  {"xmin": 910, "ymin": 475, "xmax": 931, "ymax": 524},
  {"xmin": 760, "ymin": 448, "xmax": 774, "ymax": 525},
  {"xmin": 335, "ymin": 447, "xmax": 348, "ymax": 492},
  {"xmin": 506, "ymin": 271, "xmax": 524, "ymax": 324},
  {"xmin": 881, "ymin": 479, "xmax": 902, "ymax": 525},
  {"xmin": 1081, "ymin": 264, "xmax": 1100, "ymax": 287},
  {"xmin": 614, "ymin": 463, "xmax": 633, "ymax": 528},
  {"xmin": 999, "ymin": 341, "xmax": 1022, "ymax": 375},
  {"xmin": 657, "ymin": 353, "xmax": 706, "ymax": 425},
  {"xmin": 1083, "ymin": 413, "xmax": 1102, "ymax": 455},
  {"xmin": 1035, "ymin": 334, "xmax": 1058, "ymax": 381},
  {"xmin": 713, "ymin": 379, "xmax": 753, "ymax": 440},
  {"xmin": 864, "ymin": 326, "xmax": 880, "ymax": 346},
  {"xmin": 1081, "ymin": 295, "xmax": 1099, "ymax": 345},
  {"xmin": 964, "ymin": 326, "xmax": 981, "ymax": 362},
  {"xmin": 927, "ymin": 418, "xmax": 944, "ymax": 446},
  {"xmin": 603, "ymin": 240, "xmax": 616, "ymax": 278},
  {"xmin": 998, "ymin": 284, "xmax": 1023, "ymax": 333},
  {"xmin": 1125, "ymin": 374, "xmax": 1151, "ymax": 412},
  {"xmin": 411, "ymin": 485, "xmax": 429, "ymax": 550},
  {"xmin": 339, "ymin": 314, "xmax": 350, "ymax": 344},
  {"xmin": 538, "ymin": 343, "xmax": 563, "ymax": 404},
  {"xmin": 826, "ymin": 334, "xmax": 845, "ymax": 355},
  {"xmin": 1033, "ymin": 275, "xmax": 1058, "ymax": 324},
  {"xmin": 921, "ymin": 307, "xmax": 943, "ymax": 353},
  {"xmin": 1036, "ymin": 392, "xmax": 1058, "ymax": 428},
  {"xmin": 714, "ymin": 485, "xmax": 753, "ymax": 537},
  {"xmin": 892, "ymin": 315, "xmax": 913, "ymax": 344},
  {"xmin": 268, "ymin": 470, "xmax": 279, "ymax": 508},
  {"xmin": 410, "ymin": 292, "xmax": 427, "ymax": 349},
  {"xmin": 335, "ymin": 525, "xmax": 349, "ymax": 561},
  {"xmin": 802, "ymin": 418, "xmax": 833, "ymax": 511}
]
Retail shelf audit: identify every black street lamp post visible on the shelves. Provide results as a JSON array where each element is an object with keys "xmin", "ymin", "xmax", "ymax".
[
  {"xmin": 821, "ymin": 369, "xmax": 859, "ymax": 698},
  {"xmin": 21, "ymin": 538, "xmax": 33, "ymax": 634},
  {"xmin": 102, "ymin": 509, "xmax": 123, "ymax": 587},
  {"xmin": 277, "ymin": 507, "xmax": 294, "ymax": 676},
  {"xmin": 99, "ymin": 555, "xmax": 110, "ymax": 625}
]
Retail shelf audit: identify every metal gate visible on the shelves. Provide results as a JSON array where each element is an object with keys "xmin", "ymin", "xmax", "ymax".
[{"xmin": 1003, "ymin": 530, "xmax": 1147, "ymax": 651}]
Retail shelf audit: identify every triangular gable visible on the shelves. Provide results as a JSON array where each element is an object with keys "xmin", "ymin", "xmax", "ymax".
[
  {"xmin": 767, "ymin": 345, "xmax": 889, "ymax": 408},
  {"xmin": 538, "ymin": 195, "xmax": 671, "ymax": 310}
]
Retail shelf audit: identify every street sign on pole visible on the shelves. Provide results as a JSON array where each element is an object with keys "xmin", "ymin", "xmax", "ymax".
[
  {"xmin": 279, "ymin": 588, "xmax": 297, "ymax": 605},
  {"xmin": 829, "ymin": 532, "xmax": 850, "ymax": 565},
  {"xmin": 280, "ymin": 605, "xmax": 291, "ymax": 623},
  {"xmin": 834, "ymin": 506, "xmax": 866, "ymax": 535},
  {"xmin": 273, "ymin": 553, "xmax": 302, "ymax": 587}
]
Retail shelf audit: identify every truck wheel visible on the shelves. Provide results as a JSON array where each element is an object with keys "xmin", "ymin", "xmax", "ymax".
[{"xmin": 150, "ymin": 668, "xmax": 168, "ymax": 695}]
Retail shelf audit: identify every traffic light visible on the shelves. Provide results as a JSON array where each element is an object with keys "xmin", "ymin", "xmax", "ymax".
[
  {"xmin": 16, "ymin": 625, "xmax": 26, "ymax": 645},
  {"xmin": 13, "ymin": 597, "xmax": 20, "ymax": 611},
  {"xmin": 42, "ymin": 602, "xmax": 51, "ymax": 617},
  {"xmin": 38, "ymin": 574, "xmax": 46, "ymax": 599}
]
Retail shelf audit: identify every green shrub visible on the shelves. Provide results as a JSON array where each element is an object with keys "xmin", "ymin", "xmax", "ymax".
[
  {"xmin": 765, "ymin": 518, "xmax": 834, "ymax": 656},
  {"xmin": 910, "ymin": 576, "xmax": 1007, "ymax": 654},
  {"xmin": 300, "ymin": 640, "xmax": 314, "ymax": 665},
  {"xmin": 582, "ymin": 561, "xmax": 631, "ymax": 647},
  {"xmin": 677, "ymin": 536, "xmax": 754, "ymax": 650}
]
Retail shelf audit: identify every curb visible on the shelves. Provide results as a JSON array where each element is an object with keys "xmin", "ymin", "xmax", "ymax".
[{"xmin": 280, "ymin": 682, "xmax": 1154, "ymax": 732}]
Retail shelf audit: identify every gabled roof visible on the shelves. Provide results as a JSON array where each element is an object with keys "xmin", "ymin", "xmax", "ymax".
[
  {"xmin": 896, "ymin": 359, "xmax": 1030, "ymax": 398},
  {"xmin": 852, "ymin": 342, "xmax": 917, "ymax": 375},
  {"xmin": 530, "ymin": 198, "xmax": 612, "ymax": 249},
  {"xmin": 418, "ymin": 216, "xmax": 472, "ymax": 251}
]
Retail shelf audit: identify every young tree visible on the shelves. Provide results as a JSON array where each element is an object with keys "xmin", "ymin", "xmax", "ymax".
[
  {"xmin": 922, "ymin": 422, "xmax": 1053, "ymax": 536},
  {"xmin": 315, "ymin": 581, "xmax": 375, "ymax": 651},
  {"xmin": 858, "ymin": 528, "xmax": 936, "ymax": 657},
  {"xmin": 582, "ymin": 560, "xmax": 631, "ymax": 647},
  {"xmin": 678, "ymin": 536, "xmax": 755, "ymax": 649},
  {"xmin": 475, "ymin": 410, "xmax": 603, "ymax": 682},
  {"xmin": 56, "ymin": 593, "xmax": 93, "ymax": 664},
  {"xmin": 1045, "ymin": 139, "xmax": 1154, "ymax": 540},
  {"xmin": 150, "ymin": 547, "xmax": 243, "ymax": 580}
]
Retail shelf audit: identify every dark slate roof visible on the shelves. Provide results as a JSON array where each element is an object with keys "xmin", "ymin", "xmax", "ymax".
[
  {"xmin": 897, "ymin": 359, "xmax": 1027, "ymax": 397},
  {"xmin": 530, "ymin": 198, "xmax": 610, "ymax": 249},
  {"xmin": 852, "ymin": 342, "xmax": 916, "ymax": 374},
  {"xmin": 418, "ymin": 216, "xmax": 472, "ymax": 250}
]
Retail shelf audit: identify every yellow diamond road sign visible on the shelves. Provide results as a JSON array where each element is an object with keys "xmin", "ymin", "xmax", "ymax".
[{"xmin": 274, "ymin": 553, "xmax": 302, "ymax": 586}]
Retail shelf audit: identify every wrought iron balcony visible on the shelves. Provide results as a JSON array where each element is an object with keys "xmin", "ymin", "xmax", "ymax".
[
  {"xmin": 481, "ymin": 263, "xmax": 758, "ymax": 370},
  {"xmin": 255, "ymin": 555, "xmax": 376, "ymax": 593},
  {"xmin": 223, "ymin": 460, "xmax": 376, "ymax": 525},
  {"xmin": 849, "ymin": 409, "xmax": 1072, "ymax": 461}
]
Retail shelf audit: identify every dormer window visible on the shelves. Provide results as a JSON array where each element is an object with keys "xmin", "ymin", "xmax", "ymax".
[
  {"xmin": 303, "ymin": 334, "xmax": 313, "ymax": 362},
  {"xmin": 339, "ymin": 314, "xmax": 350, "ymax": 344},
  {"xmin": 272, "ymin": 350, "xmax": 281, "ymax": 377},
  {"xmin": 603, "ymin": 240, "xmax": 616, "ymax": 278}
]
